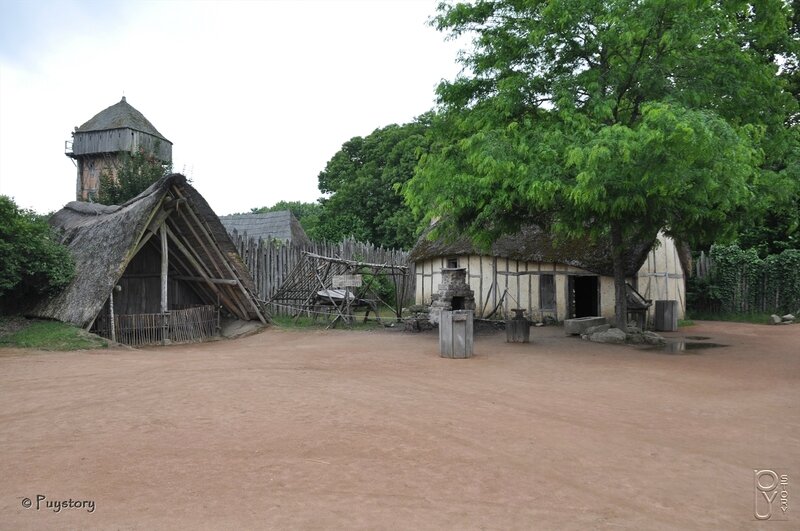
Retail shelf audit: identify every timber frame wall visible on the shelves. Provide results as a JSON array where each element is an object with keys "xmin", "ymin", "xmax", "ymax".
[{"xmin": 414, "ymin": 233, "xmax": 686, "ymax": 323}]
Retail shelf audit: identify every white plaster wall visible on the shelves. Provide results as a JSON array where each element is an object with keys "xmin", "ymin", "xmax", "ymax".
[
  {"xmin": 417, "ymin": 257, "xmax": 612, "ymax": 321},
  {"xmin": 635, "ymin": 233, "xmax": 686, "ymax": 320}
]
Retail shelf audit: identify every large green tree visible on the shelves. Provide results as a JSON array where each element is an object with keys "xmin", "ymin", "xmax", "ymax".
[
  {"xmin": 316, "ymin": 116, "xmax": 433, "ymax": 249},
  {"xmin": 405, "ymin": 0, "xmax": 798, "ymax": 326},
  {"xmin": 736, "ymin": 0, "xmax": 800, "ymax": 256}
]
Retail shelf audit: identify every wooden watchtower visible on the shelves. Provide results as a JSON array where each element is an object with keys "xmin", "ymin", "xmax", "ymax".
[{"xmin": 65, "ymin": 97, "xmax": 172, "ymax": 201}]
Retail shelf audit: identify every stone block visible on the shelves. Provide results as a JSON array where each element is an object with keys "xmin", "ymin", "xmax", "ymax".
[
  {"xmin": 564, "ymin": 316, "xmax": 607, "ymax": 336},
  {"xmin": 584, "ymin": 324, "xmax": 611, "ymax": 335},
  {"xmin": 589, "ymin": 327, "xmax": 627, "ymax": 344},
  {"xmin": 642, "ymin": 331, "xmax": 667, "ymax": 345}
]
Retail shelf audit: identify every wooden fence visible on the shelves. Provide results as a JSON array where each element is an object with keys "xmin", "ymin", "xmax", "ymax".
[
  {"xmin": 229, "ymin": 232, "xmax": 415, "ymax": 315},
  {"xmin": 92, "ymin": 304, "xmax": 218, "ymax": 346},
  {"xmin": 691, "ymin": 249, "xmax": 800, "ymax": 314}
]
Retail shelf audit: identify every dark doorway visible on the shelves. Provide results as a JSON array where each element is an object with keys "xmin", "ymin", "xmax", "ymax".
[{"xmin": 569, "ymin": 275, "xmax": 599, "ymax": 318}]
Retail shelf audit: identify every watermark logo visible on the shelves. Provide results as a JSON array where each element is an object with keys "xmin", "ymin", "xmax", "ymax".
[
  {"xmin": 754, "ymin": 469, "xmax": 789, "ymax": 521},
  {"xmin": 20, "ymin": 494, "xmax": 95, "ymax": 514}
]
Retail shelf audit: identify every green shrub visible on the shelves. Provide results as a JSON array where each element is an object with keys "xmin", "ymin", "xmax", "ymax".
[
  {"xmin": 97, "ymin": 146, "xmax": 171, "ymax": 205},
  {"xmin": 0, "ymin": 197, "xmax": 74, "ymax": 311},
  {"xmin": 359, "ymin": 268, "xmax": 396, "ymax": 307}
]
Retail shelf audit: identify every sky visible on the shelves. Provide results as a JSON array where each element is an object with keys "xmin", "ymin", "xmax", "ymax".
[{"xmin": 0, "ymin": 0, "xmax": 465, "ymax": 215}]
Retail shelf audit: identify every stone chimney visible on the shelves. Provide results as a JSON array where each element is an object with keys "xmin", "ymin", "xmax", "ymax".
[{"xmin": 429, "ymin": 268, "xmax": 476, "ymax": 324}]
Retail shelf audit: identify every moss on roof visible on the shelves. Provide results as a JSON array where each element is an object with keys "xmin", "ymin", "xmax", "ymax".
[
  {"xmin": 410, "ymin": 224, "xmax": 657, "ymax": 277},
  {"xmin": 76, "ymin": 97, "xmax": 171, "ymax": 143}
]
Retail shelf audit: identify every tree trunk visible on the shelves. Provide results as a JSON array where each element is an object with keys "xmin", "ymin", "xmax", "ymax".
[{"xmin": 611, "ymin": 222, "xmax": 628, "ymax": 329}]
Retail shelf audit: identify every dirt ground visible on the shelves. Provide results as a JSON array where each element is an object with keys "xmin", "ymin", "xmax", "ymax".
[{"xmin": 0, "ymin": 321, "xmax": 797, "ymax": 530}]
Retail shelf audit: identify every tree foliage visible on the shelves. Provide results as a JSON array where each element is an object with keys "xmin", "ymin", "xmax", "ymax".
[
  {"xmin": 405, "ymin": 0, "xmax": 798, "ymax": 326},
  {"xmin": 0, "ymin": 196, "xmax": 74, "ymax": 311},
  {"xmin": 97, "ymin": 146, "xmax": 172, "ymax": 205},
  {"xmin": 315, "ymin": 116, "xmax": 434, "ymax": 249}
]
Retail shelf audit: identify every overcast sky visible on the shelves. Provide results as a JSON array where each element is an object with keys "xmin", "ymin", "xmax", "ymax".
[{"xmin": 0, "ymin": 0, "xmax": 463, "ymax": 215}]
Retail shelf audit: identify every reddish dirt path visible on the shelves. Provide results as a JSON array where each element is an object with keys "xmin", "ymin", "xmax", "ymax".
[{"xmin": 0, "ymin": 321, "xmax": 797, "ymax": 530}]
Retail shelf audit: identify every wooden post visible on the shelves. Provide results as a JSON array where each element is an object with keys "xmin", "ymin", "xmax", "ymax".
[
  {"xmin": 109, "ymin": 289, "xmax": 116, "ymax": 343},
  {"xmin": 161, "ymin": 226, "xmax": 169, "ymax": 344}
]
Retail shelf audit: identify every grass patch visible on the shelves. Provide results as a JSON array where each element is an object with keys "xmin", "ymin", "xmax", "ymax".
[
  {"xmin": 678, "ymin": 319, "xmax": 695, "ymax": 327},
  {"xmin": 0, "ymin": 317, "xmax": 107, "ymax": 350},
  {"xmin": 684, "ymin": 311, "xmax": 777, "ymax": 325}
]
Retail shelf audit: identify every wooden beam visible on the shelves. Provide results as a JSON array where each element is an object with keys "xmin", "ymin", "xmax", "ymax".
[
  {"xmin": 109, "ymin": 289, "xmax": 116, "ymax": 343},
  {"xmin": 165, "ymin": 225, "xmax": 245, "ymax": 318},
  {"xmin": 174, "ymin": 275, "xmax": 238, "ymax": 285},
  {"xmin": 160, "ymin": 225, "xmax": 169, "ymax": 345},
  {"xmin": 171, "ymin": 187, "xmax": 267, "ymax": 324},
  {"xmin": 160, "ymin": 226, "xmax": 168, "ymax": 314},
  {"xmin": 128, "ymin": 195, "xmax": 166, "ymax": 263},
  {"xmin": 166, "ymin": 211, "xmax": 252, "ymax": 320},
  {"xmin": 159, "ymin": 240, "xmax": 217, "ymax": 305},
  {"xmin": 132, "ymin": 229, "xmax": 156, "ymax": 258},
  {"xmin": 165, "ymin": 226, "xmax": 248, "ymax": 320}
]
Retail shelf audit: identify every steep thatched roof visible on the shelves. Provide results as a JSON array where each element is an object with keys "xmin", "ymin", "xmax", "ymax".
[
  {"xmin": 76, "ymin": 97, "xmax": 171, "ymax": 143},
  {"xmin": 219, "ymin": 211, "xmax": 311, "ymax": 246},
  {"xmin": 29, "ymin": 174, "xmax": 264, "ymax": 328},
  {"xmin": 410, "ymin": 224, "xmax": 656, "ymax": 277}
]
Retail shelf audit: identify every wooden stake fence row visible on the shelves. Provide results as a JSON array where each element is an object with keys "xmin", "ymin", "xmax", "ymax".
[
  {"xmin": 92, "ymin": 305, "xmax": 218, "ymax": 346},
  {"xmin": 230, "ymin": 233, "xmax": 415, "ymax": 315}
]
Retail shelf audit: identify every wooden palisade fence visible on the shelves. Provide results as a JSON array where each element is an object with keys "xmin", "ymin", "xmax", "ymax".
[
  {"xmin": 692, "ymin": 245, "xmax": 800, "ymax": 314},
  {"xmin": 229, "ymin": 231, "xmax": 416, "ymax": 316}
]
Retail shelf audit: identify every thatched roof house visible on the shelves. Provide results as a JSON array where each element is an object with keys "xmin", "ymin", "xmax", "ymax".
[
  {"xmin": 30, "ymin": 174, "xmax": 266, "ymax": 343},
  {"xmin": 411, "ymin": 225, "xmax": 688, "ymax": 324},
  {"xmin": 219, "ymin": 211, "xmax": 311, "ymax": 246}
]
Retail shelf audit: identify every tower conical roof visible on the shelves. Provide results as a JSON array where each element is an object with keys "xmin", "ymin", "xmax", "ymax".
[{"xmin": 76, "ymin": 97, "xmax": 171, "ymax": 143}]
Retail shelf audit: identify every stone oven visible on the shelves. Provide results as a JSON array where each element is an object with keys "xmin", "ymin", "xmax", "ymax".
[{"xmin": 429, "ymin": 268, "xmax": 476, "ymax": 324}]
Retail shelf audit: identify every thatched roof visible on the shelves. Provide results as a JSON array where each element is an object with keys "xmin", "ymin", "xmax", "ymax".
[
  {"xmin": 410, "ymin": 224, "xmax": 656, "ymax": 277},
  {"xmin": 76, "ymin": 97, "xmax": 171, "ymax": 143},
  {"xmin": 219, "ymin": 211, "xmax": 311, "ymax": 246},
  {"xmin": 29, "ymin": 174, "xmax": 264, "ymax": 328}
]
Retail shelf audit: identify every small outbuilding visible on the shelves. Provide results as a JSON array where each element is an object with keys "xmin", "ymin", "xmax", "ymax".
[
  {"xmin": 410, "ymin": 226, "xmax": 688, "ymax": 324},
  {"xmin": 30, "ymin": 174, "xmax": 266, "ymax": 345},
  {"xmin": 219, "ymin": 211, "xmax": 311, "ymax": 246}
]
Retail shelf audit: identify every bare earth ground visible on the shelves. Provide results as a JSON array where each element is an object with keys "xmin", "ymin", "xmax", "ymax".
[{"xmin": 0, "ymin": 321, "xmax": 797, "ymax": 530}]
